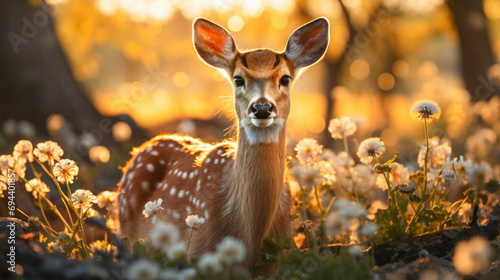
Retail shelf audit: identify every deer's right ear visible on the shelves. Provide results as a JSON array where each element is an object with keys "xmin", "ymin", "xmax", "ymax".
[{"xmin": 193, "ymin": 18, "xmax": 238, "ymax": 71}]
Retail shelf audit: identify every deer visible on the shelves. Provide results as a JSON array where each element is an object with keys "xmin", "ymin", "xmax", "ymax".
[{"xmin": 117, "ymin": 17, "xmax": 330, "ymax": 276}]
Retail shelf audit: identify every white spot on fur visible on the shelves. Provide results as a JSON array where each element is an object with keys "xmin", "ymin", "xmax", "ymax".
[
  {"xmin": 168, "ymin": 143, "xmax": 173, "ymax": 148},
  {"xmin": 137, "ymin": 155, "xmax": 142, "ymax": 162},
  {"xmin": 159, "ymin": 160, "xmax": 165, "ymax": 165},
  {"xmin": 201, "ymin": 202, "xmax": 206, "ymax": 208},
  {"xmin": 129, "ymin": 196, "xmax": 135, "ymax": 205},
  {"xmin": 196, "ymin": 200, "xmax": 200, "ymax": 208},
  {"xmin": 159, "ymin": 143, "xmax": 164, "ymax": 147},
  {"xmin": 194, "ymin": 170, "xmax": 198, "ymax": 176},
  {"xmin": 182, "ymin": 172, "xmax": 188, "ymax": 179},
  {"xmin": 155, "ymin": 182, "xmax": 162, "ymax": 188},
  {"xmin": 173, "ymin": 169, "xmax": 178, "ymax": 175},
  {"xmin": 207, "ymin": 175, "xmax": 211, "ymax": 180},
  {"xmin": 189, "ymin": 172, "xmax": 195, "ymax": 179},
  {"xmin": 221, "ymin": 158, "xmax": 225, "ymax": 164},
  {"xmin": 178, "ymin": 190, "xmax": 184, "ymax": 198},
  {"xmin": 204, "ymin": 168, "xmax": 208, "ymax": 173},
  {"xmin": 214, "ymin": 158, "xmax": 219, "ymax": 164},
  {"xmin": 173, "ymin": 161, "xmax": 178, "ymax": 166},
  {"xmin": 151, "ymin": 151, "xmax": 159, "ymax": 156},
  {"xmin": 168, "ymin": 170, "xmax": 172, "ymax": 175},
  {"xmin": 136, "ymin": 163, "xmax": 143, "ymax": 169},
  {"xmin": 127, "ymin": 172, "xmax": 134, "ymax": 181},
  {"xmin": 141, "ymin": 181, "xmax": 149, "ymax": 190},
  {"xmin": 204, "ymin": 210, "xmax": 209, "ymax": 219},
  {"xmin": 162, "ymin": 183, "xmax": 168, "ymax": 191},
  {"xmin": 185, "ymin": 191, "xmax": 190, "ymax": 196},
  {"xmin": 173, "ymin": 211, "xmax": 180, "ymax": 219},
  {"xmin": 170, "ymin": 188, "xmax": 176, "ymax": 195},
  {"xmin": 196, "ymin": 180, "xmax": 201, "ymax": 191},
  {"xmin": 186, "ymin": 207, "xmax": 191, "ymax": 214},
  {"xmin": 146, "ymin": 147, "xmax": 152, "ymax": 153},
  {"xmin": 147, "ymin": 164, "xmax": 155, "ymax": 172},
  {"xmin": 206, "ymin": 158, "xmax": 211, "ymax": 163},
  {"xmin": 217, "ymin": 150, "xmax": 222, "ymax": 155},
  {"xmin": 189, "ymin": 196, "xmax": 193, "ymax": 202}
]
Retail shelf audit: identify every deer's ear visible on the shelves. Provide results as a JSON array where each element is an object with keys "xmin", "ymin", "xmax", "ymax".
[
  {"xmin": 193, "ymin": 18, "xmax": 238, "ymax": 71},
  {"xmin": 284, "ymin": 17, "xmax": 330, "ymax": 69}
]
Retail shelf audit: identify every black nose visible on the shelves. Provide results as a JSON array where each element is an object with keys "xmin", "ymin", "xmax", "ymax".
[{"xmin": 252, "ymin": 103, "xmax": 272, "ymax": 119}]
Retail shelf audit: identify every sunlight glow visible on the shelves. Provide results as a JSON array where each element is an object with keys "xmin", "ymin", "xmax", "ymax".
[
  {"xmin": 228, "ymin": 16, "xmax": 245, "ymax": 32},
  {"xmin": 378, "ymin": 73, "xmax": 395, "ymax": 91},
  {"xmin": 350, "ymin": 59, "xmax": 370, "ymax": 80}
]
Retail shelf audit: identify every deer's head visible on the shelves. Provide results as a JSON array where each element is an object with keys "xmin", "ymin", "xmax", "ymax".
[{"xmin": 193, "ymin": 17, "xmax": 330, "ymax": 144}]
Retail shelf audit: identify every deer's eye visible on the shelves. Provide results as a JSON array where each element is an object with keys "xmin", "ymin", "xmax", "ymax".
[
  {"xmin": 234, "ymin": 76, "xmax": 245, "ymax": 87},
  {"xmin": 280, "ymin": 75, "xmax": 291, "ymax": 87}
]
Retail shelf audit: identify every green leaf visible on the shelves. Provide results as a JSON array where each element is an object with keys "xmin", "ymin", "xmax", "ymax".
[
  {"xmin": 479, "ymin": 193, "xmax": 488, "ymax": 205},
  {"xmin": 132, "ymin": 240, "xmax": 148, "ymax": 258},
  {"xmin": 383, "ymin": 152, "xmax": 399, "ymax": 167},
  {"xmin": 485, "ymin": 180, "xmax": 500, "ymax": 193}
]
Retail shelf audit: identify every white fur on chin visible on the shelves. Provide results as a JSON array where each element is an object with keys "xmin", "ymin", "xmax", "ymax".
[{"xmin": 241, "ymin": 118, "xmax": 284, "ymax": 144}]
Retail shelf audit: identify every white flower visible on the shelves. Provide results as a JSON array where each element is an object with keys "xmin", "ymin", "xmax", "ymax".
[
  {"xmin": 159, "ymin": 269, "xmax": 179, "ymax": 280},
  {"xmin": 53, "ymin": 159, "xmax": 79, "ymax": 184},
  {"xmin": 328, "ymin": 116, "xmax": 357, "ymax": 139},
  {"xmin": 71, "ymin": 189, "xmax": 98, "ymax": 211},
  {"xmin": 295, "ymin": 138, "xmax": 322, "ymax": 166},
  {"xmin": 143, "ymin": 198, "xmax": 164, "ymax": 223},
  {"xmin": 216, "ymin": 237, "xmax": 246, "ymax": 265},
  {"xmin": 13, "ymin": 140, "xmax": 33, "ymax": 163},
  {"xmin": 417, "ymin": 138, "xmax": 452, "ymax": 169},
  {"xmin": 1, "ymin": 154, "xmax": 26, "ymax": 179},
  {"xmin": 465, "ymin": 128, "xmax": 497, "ymax": 159},
  {"xmin": 33, "ymin": 141, "xmax": 63, "ymax": 166},
  {"xmin": 351, "ymin": 164, "xmax": 376, "ymax": 193},
  {"xmin": 89, "ymin": 240, "xmax": 117, "ymax": 256},
  {"xmin": 96, "ymin": 190, "xmax": 118, "ymax": 209},
  {"xmin": 441, "ymin": 170, "xmax": 457, "ymax": 188},
  {"xmin": 410, "ymin": 100, "xmax": 441, "ymax": 122},
  {"xmin": 185, "ymin": 215, "xmax": 205, "ymax": 230},
  {"xmin": 25, "ymin": 178, "xmax": 50, "ymax": 199},
  {"xmin": 326, "ymin": 213, "xmax": 350, "ymax": 237},
  {"xmin": 469, "ymin": 163, "xmax": 493, "ymax": 187},
  {"xmin": 178, "ymin": 268, "xmax": 197, "ymax": 280},
  {"xmin": 347, "ymin": 245, "xmax": 363, "ymax": 257},
  {"xmin": 0, "ymin": 175, "xmax": 7, "ymax": 198},
  {"xmin": 361, "ymin": 222, "xmax": 378, "ymax": 237},
  {"xmin": 167, "ymin": 242, "xmax": 186, "ymax": 260},
  {"xmin": 357, "ymin": 138, "xmax": 386, "ymax": 164},
  {"xmin": 197, "ymin": 253, "xmax": 223, "ymax": 274},
  {"xmin": 376, "ymin": 162, "xmax": 409, "ymax": 191},
  {"xmin": 333, "ymin": 198, "xmax": 367, "ymax": 218},
  {"xmin": 149, "ymin": 222, "xmax": 179, "ymax": 250},
  {"xmin": 127, "ymin": 260, "xmax": 161, "ymax": 280},
  {"xmin": 318, "ymin": 161, "xmax": 336, "ymax": 185},
  {"xmin": 453, "ymin": 236, "xmax": 492, "ymax": 275}
]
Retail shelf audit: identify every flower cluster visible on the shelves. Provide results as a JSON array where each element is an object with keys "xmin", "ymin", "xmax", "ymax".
[{"xmin": 142, "ymin": 198, "xmax": 165, "ymax": 223}]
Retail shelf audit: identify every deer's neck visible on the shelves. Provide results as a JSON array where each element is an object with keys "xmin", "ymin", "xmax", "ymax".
[{"xmin": 226, "ymin": 124, "xmax": 287, "ymax": 253}]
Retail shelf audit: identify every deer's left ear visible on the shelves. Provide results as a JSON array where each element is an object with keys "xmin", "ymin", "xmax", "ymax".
[
  {"xmin": 284, "ymin": 17, "xmax": 330, "ymax": 69},
  {"xmin": 193, "ymin": 18, "xmax": 238, "ymax": 71}
]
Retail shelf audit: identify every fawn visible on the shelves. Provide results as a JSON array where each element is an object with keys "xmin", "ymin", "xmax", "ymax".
[{"xmin": 117, "ymin": 17, "xmax": 329, "ymax": 276}]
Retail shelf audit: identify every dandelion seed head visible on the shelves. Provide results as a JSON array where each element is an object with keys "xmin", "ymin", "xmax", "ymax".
[
  {"xmin": 410, "ymin": 100, "xmax": 441, "ymax": 122},
  {"xmin": 295, "ymin": 138, "xmax": 322, "ymax": 166},
  {"xmin": 357, "ymin": 137, "xmax": 385, "ymax": 165},
  {"xmin": 167, "ymin": 242, "xmax": 186, "ymax": 260},
  {"xmin": 149, "ymin": 222, "xmax": 180, "ymax": 250},
  {"xmin": 215, "ymin": 237, "xmax": 246, "ymax": 265},
  {"xmin": 127, "ymin": 260, "xmax": 161, "ymax": 280},
  {"xmin": 197, "ymin": 253, "xmax": 223, "ymax": 274},
  {"xmin": 328, "ymin": 116, "xmax": 357, "ymax": 139}
]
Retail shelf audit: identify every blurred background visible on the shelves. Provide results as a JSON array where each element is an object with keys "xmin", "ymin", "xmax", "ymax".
[{"xmin": 1, "ymin": 0, "xmax": 500, "ymax": 188}]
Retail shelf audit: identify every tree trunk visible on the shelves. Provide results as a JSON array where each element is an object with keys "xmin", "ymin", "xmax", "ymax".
[
  {"xmin": 447, "ymin": 0, "xmax": 500, "ymax": 101},
  {"xmin": 0, "ymin": 0, "xmax": 146, "ymax": 145}
]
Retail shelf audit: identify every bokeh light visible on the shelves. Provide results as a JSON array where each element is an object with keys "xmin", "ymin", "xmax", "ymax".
[{"xmin": 377, "ymin": 73, "xmax": 395, "ymax": 91}]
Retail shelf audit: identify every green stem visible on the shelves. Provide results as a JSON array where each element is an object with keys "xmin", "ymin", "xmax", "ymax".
[
  {"xmin": 343, "ymin": 133, "xmax": 360, "ymax": 204},
  {"xmin": 313, "ymin": 184, "xmax": 325, "ymax": 220},
  {"xmin": 186, "ymin": 228, "xmax": 194, "ymax": 255},
  {"xmin": 422, "ymin": 119, "xmax": 430, "ymax": 198},
  {"xmin": 441, "ymin": 196, "xmax": 470, "ymax": 229}
]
